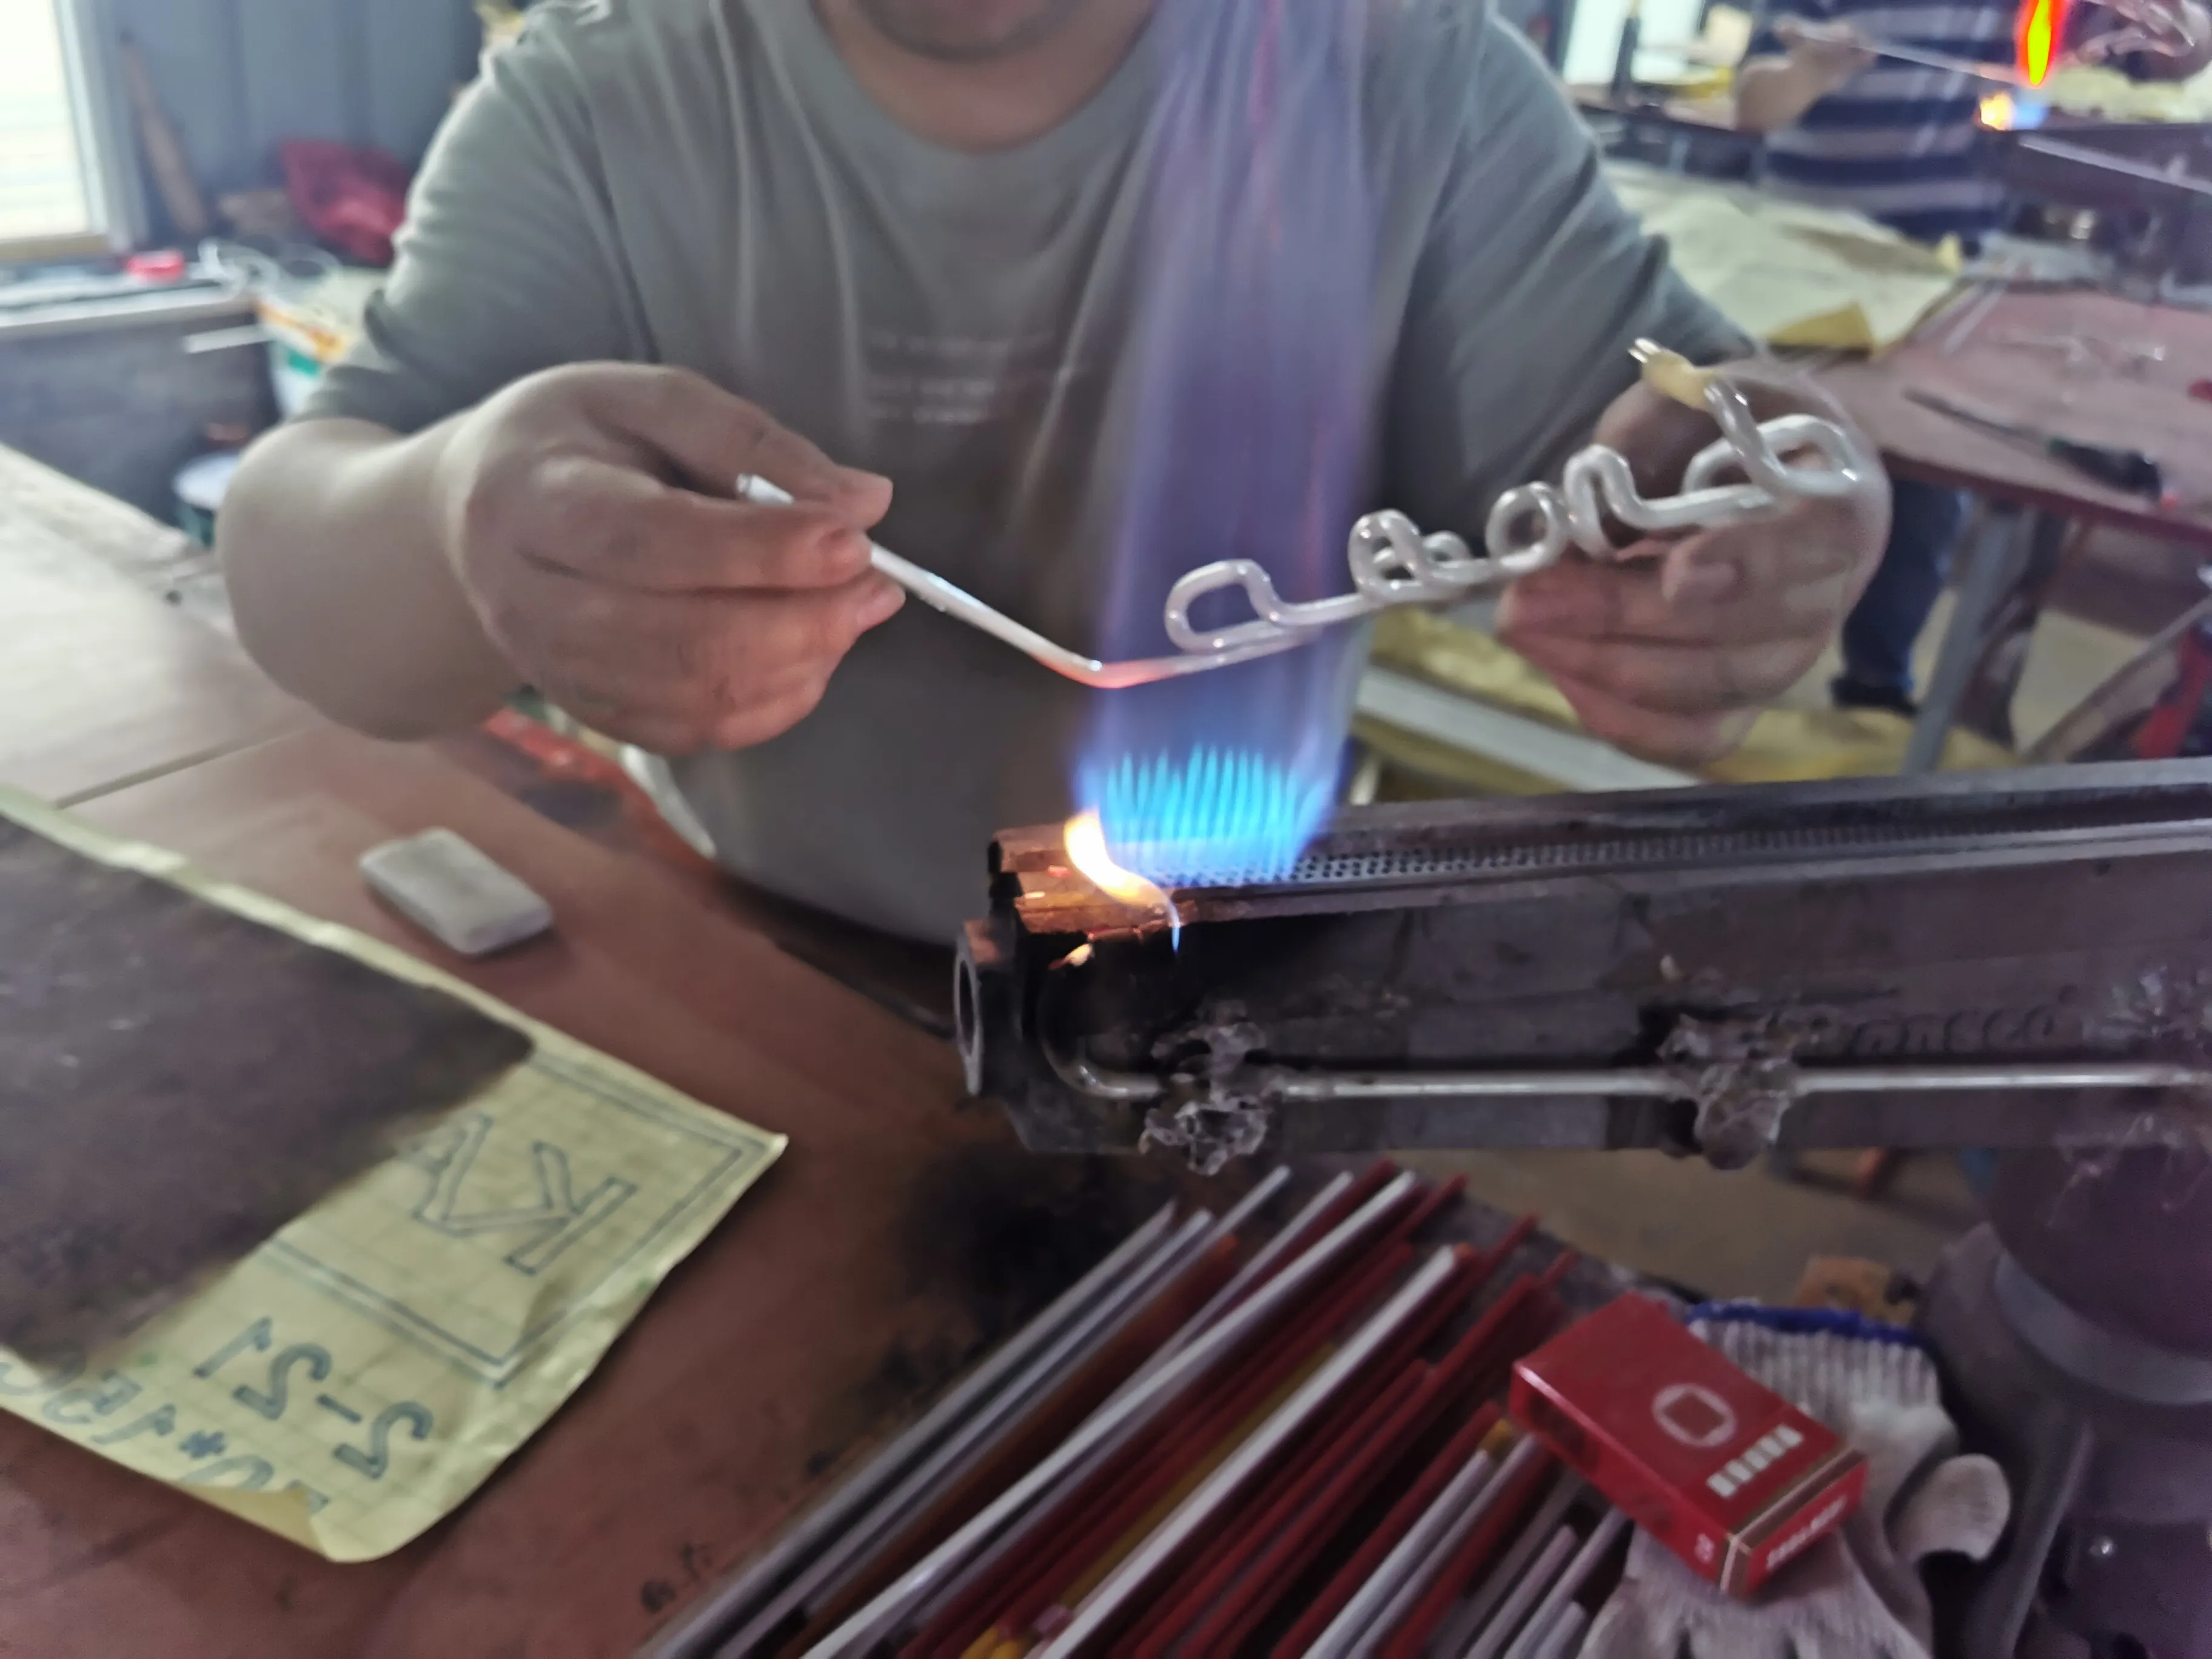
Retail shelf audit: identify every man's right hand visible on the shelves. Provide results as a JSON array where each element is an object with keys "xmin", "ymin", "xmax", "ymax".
[
  {"xmin": 1775, "ymin": 19, "xmax": 1877, "ymax": 87},
  {"xmin": 433, "ymin": 363, "xmax": 901, "ymax": 755}
]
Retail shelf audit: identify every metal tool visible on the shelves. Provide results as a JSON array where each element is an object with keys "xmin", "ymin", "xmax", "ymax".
[
  {"xmin": 736, "ymin": 347, "xmax": 1873, "ymax": 690},
  {"xmin": 960, "ymin": 761, "xmax": 2212, "ymax": 1170},
  {"xmin": 1789, "ymin": 20, "xmax": 2028, "ymax": 83},
  {"xmin": 1906, "ymin": 386, "xmax": 2166, "ymax": 498}
]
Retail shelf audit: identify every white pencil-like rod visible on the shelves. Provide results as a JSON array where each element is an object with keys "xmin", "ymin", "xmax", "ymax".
[
  {"xmin": 904, "ymin": 1170, "xmax": 1304, "ymax": 1632},
  {"xmin": 1310, "ymin": 1444, "xmax": 1503, "ymax": 1659},
  {"xmin": 1208, "ymin": 1165, "xmax": 1298, "ymax": 1252},
  {"xmin": 888, "ymin": 1173, "xmax": 1287, "ymax": 1643},
  {"xmin": 739, "ymin": 1209, "xmax": 1216, "ymax": 1656},
  {"xmin": 1109, "ymin": 1169, "xmax": 1363, "ymax": 1406},
  {"xmin": 801, "ymin": 1171, "xmax": 1424, "ymax": 1658},
  {"xmin": 1460, "ymin": 1528, "xmax": 1581, "ymax": 1659},
  {"xmin": 1497, "ymin": 1512, "xmax": 1628, "ymax": 1659},
  {"xmin": 1789, "ymin": 21, "xmax": 2027, "ymax": 80},
  {"xmin": 897, "ymin": 1171, "xmax": 1382, "ymax": 1642},
  {"xmin": 1189, "ymin": 1170, "xmax": 1357, "ymax": 1327},
  {"xmin": 1432, "ymin": 1476, "xmax": 1581, "ymax": 1657},
  {"xmin": 1529, "ymin": 1604, "xmax": 1592, "ymax": 1659},
  {"xmin": 1355, "ymin": 1438, "xmax": 1550, "ymax": 1659},
  {"xmin": 645, "ymin": 1204, "xmax": 1179, "ymax": 1659},
  {"xmin": 1034, "ymin": 1245, "xmax": 1466, "ymax": 1659},
  {"xmin": 733, "ymin": 476, "xmax": 1303, "ymax": 688}
]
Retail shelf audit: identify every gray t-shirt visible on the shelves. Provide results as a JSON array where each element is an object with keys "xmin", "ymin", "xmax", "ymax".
[{"xmin": 307, "ymin": 0, "xmax": 1741, "ymax": 945}]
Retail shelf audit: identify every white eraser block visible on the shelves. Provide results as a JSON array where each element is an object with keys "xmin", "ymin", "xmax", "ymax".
[{"xmin": 359, "ymin": 830, "xmax": 554, "ymax": 958}]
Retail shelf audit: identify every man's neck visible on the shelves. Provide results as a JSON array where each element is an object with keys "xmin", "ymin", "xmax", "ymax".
[{"xmin": 813, "ymin": 0, "xmax": 1156, "ymax": 151}]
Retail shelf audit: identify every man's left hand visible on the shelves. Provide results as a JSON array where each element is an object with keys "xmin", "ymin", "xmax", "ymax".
[
  {"xmin": 1497, "ymin": 364, "xmax": 1892, "ymax": 768},
  {"xmin": 2073, "ymin": 0, "xmax": 2212, "ymax": 73}
]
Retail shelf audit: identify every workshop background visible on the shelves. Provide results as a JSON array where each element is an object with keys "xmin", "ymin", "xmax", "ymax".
[
  {"xmin": 10, "ymin": 0, "xmax": 2212, "ymax": 1652},
  {"xmin": 7, "ymin": 0, "xmax": 2212, "ymax": 1303}
]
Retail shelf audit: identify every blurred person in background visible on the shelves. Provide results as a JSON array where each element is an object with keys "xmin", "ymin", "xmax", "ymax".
[{"xmin": 1735, "ymin": 0, "xmax": 2210, "ymax": 714}]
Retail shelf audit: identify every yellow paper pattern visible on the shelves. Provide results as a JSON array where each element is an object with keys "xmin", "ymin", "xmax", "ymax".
[
  {"xmin": 0, "ymin": 788, "xmax": 785, "ymax": 1562},
  {"xmin": 1609, "ymin": 165, "xmax": 1963, "ymax": 353}
]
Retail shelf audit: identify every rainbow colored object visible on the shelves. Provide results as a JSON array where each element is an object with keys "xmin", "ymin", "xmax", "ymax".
[{"xmin": 2018, "ymin": 0, "xmax": 2071, "ymax": 83}]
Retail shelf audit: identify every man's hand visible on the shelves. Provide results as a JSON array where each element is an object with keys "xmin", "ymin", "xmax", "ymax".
[
  {"xmin": 1496, "ymin": 365, "xmax": 1892, "ymax": 768},
  {"xmin": 434, "ymin": 363, "xmax": 901, "ymax": 755},
  {"xmin": 1776, "ymin": 18, "xmax": 1879, "ymax": 85},
  {"xmin": 1735, "ymin": 22, "xmax": 1874, "ymax": 132},
  {"xmin": 2073, "ymin": 0, "xmax": 2212, "ymax": 74}
]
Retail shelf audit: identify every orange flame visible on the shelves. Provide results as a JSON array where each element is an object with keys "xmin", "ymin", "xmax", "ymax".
[
  {"xmin": 1065, "ymin": 811, "xmax": 1178, "ymax": 932},
  {"xmin": 1980, "ymin": 90, "xmax": 2016, "ymax": 127},
  {"xmin": 2017, "ymin": 0, "xmax": 2068, "ymax": 85}
]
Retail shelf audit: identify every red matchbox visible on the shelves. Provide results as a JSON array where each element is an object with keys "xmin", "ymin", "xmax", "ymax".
[{"xmin": 1509, "ymin": 1294, "xmax": 1868, "ymax": 1597}]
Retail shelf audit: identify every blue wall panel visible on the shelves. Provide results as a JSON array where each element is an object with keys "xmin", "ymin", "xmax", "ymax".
[{"xmin": 97, "ymin": 0, "xmax": 477, "ymax": 199}]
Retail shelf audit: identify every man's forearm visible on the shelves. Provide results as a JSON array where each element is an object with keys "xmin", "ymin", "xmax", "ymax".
[
  {"xmin": 1734, "ymin": 55, "xmax": 1830, "ymax": 132},
  {"xmin": 220, "ymin": 417, "xmax": 521, "ymax": 740}
]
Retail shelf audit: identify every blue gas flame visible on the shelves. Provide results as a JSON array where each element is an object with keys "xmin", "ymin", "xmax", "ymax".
[
  {"xmin": 1072, "ymin": 0, "xmax": 1372, "ymax": 898},
  {"xmin": 1084, "ymin": 745, "xmax": 1335, "ymax": 888}
]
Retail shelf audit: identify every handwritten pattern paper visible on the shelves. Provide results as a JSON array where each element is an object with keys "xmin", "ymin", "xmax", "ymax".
[{"xmin": 0, "ymin": 790, "xmax": 784, "ymax": 1561}]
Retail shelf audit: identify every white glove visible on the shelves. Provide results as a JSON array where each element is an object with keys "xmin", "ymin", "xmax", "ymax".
[{"xmin": 1584, "ymin": 1306, "xmax": 2011, "ymax": 1659}]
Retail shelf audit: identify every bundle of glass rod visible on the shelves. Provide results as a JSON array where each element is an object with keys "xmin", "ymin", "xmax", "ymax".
[{"xmin": 645, "ymin": 1164, "xmax": 1632, "ymax": 1659}]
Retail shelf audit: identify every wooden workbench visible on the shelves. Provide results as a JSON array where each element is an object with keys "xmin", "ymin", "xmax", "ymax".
[
  {"xmin": 0, "ymin": 446, "xmax": 312, "ymax": 804},
  {"xmin": 0, "ymin": 729, "xmax": 1201, "ymax": 1658},
  {"xmin": 0, "ymin": 455, "xmax": 1203, "ymax": 1655}
]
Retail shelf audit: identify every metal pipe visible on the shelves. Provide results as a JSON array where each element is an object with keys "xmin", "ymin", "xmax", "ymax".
[
  {"xmin": 640, "ymin": 1203, "xmax": 1180, "ymax": 1659},
  {"xmin": 799, "ymin": 1172, "xmax": 1423, "ymax": 1657},
  {"xmin": 1033, "ymin": 1245, "xmax": 1466, "ymax": 1659},
  {"xmin": 1049, "ymin": 1050, "xmax": 2212, "ymax": 1108}
]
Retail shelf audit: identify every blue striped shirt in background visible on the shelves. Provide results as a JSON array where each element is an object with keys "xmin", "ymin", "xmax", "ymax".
[{"xmin": 1746, "ymin": 0, "xmax": 2016, "ymax": 244}]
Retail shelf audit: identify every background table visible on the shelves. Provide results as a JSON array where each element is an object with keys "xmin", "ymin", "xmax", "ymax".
[{"xmin": 1817, "ymin": 287, "xmax": 2212, "ymax": 766}]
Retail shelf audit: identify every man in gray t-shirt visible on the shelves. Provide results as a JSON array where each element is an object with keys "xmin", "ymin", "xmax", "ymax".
[{"xmin": 221, "ymin": 0, "xmax": 1889, "ymax": 946}]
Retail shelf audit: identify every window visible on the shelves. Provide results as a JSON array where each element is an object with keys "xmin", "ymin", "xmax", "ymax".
[{"xmin": 0, "ymin": 0, "xmax": 130, "ymax": 261}]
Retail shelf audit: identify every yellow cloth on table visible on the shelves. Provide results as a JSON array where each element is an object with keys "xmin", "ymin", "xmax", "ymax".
[
  {"xmin": 1362, "ymin": 611, "xmax": 2017, "ymax": 789},
  {"xmin": 2038, "ymin": 61, "xmax": 2212, "ymax": 121},
  {"xmin": 1607, "ymin": 164, "xmax": 1963, "ymax": 353},
  {"xmin": 0, "ymin": 789, "xmax": 784, "ymax": 1563}
]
